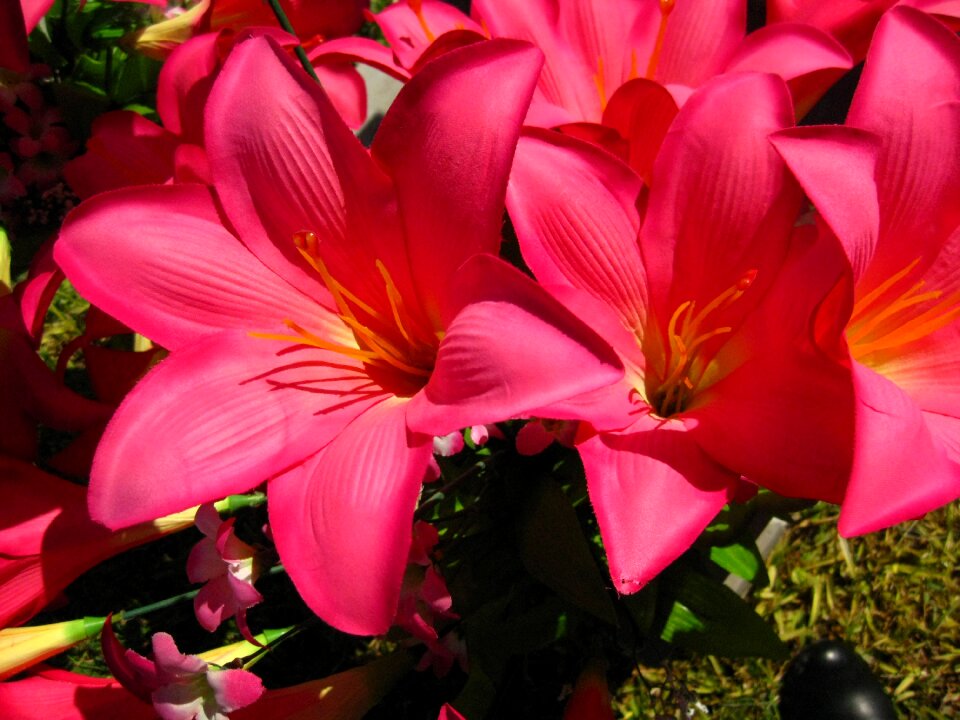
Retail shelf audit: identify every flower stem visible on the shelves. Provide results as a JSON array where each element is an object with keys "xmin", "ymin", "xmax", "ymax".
[
  {"xmin": 118, "ymin": 566, "xmax": 287, "ymax": 622},
  {"xmin": 264, "ymin": 0, "xmax": 321, "ymax": 84}
]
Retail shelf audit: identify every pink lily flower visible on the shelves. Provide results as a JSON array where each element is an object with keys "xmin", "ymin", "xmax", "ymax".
[
  {"xmin": 55, "ymin": 38, "xmax": 621, "ymax": 635},
  {"xmin": 186, "ymin": 504, "xmax": 262, "ymax": 639},
  {"xmin": 507, "ymin": 71, "xmax": 853, "ymax": 592},
  {"xmin": 771, "ymin": 7, "xmax": 960, "ymax": 534},
  {"xmin": 101, "ymin": 621, "xmax": 264, "ymax": 720},
  {"xmin": 0, "ymin": 457, "xmax": 196, "ymax": 628},
  {"xmin": 358, "ymin": 0, "xmax": 851, "ymax": 123}
]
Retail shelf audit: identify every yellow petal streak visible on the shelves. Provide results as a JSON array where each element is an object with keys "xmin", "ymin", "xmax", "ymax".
[
  {"xmin": 847, "ymin": 257, "xmax": 960, "ymax": 361},
  {"xmin": 251, "ymin": 232, "xmax": 435, "ymax": 380},
  {"xmin": 649, "ymin": 269, "xmax": 755, "ymax": 417}
]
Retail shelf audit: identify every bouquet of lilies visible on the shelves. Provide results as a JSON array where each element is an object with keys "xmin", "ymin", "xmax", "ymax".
[{"xmin": 1, "ymin": 0, "xmax": 959, "ymax": 717}]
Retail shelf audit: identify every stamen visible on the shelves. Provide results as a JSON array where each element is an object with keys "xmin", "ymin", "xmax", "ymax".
[
  {"xmin": 408, "ymin": 0, "xmax": 436, "ymax": 42},
  {"xmin": 285, "ymin": 231, "xmax": 434, "ymax": 379},
  {"xmin": 649, "ymin": 268, "xmax": 754, "ymax": 417},
  {"xmin": 645, "ymin": 0, "xmax": 676, "ymax": 80},
  {"xmin": 847, "ymin": 257, "xmax": 960, "ymax": 359},
  {"xmin": 250, "ymin": 320, "xmax": 378, "ymax": 362},
  {"xmin": 593, "ymin": 56, "xmax": 607, "ymax": 110},
  {"xmin": 293, "ymin": 232, "xmax": 383, "ymax": 324},
  {"xmin": 376, "ymin": 259, "xmax": 415, "ymax": 345}
]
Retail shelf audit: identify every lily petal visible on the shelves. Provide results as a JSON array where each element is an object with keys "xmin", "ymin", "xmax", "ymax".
[
  {"xmin": 640, "ymin": 72, "xmax": 799, "ymax": 323},
  {"xmin": 371, "ymin": 39, "xmax": 542, "ymax": 324},
  {"xmin": 56, "ymin": 184, "xmax": 339, "ymax": 352},
  {"xmin": 839, "ymin": 362, "xmax": 960, "ymax": 535},
  {"xmin": 508, "ymin": 128, "xmax": 647, "ymax": 330},
  {"xmin": 206, "ymin": 36, "xmax": 397, "ymax": 302},
  {"xmin": 724, "ymin": 23, "xmax": 852, "ymax": 118},
  {"xmin": 771, "ymin": 125, "xmax": 881, "ymax": 282},
  {"xmin": 847, "ymin": 6, "xmax": 960, "ymax": 284},
  {"xmin": 89, "ymin": 331, "xmax": 387, "ymax": 528},
  {"xmin": 268, "ymin": 398, "xmax": 431, "ymax": 635},
  {"xmin": 579, "ymin": 416, "xmax": 738, "ymax": 594}
]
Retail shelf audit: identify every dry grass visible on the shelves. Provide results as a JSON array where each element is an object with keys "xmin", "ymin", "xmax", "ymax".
[{"xmin": 615, "ymin": 502, "xmax": 960, "ymax": 719}]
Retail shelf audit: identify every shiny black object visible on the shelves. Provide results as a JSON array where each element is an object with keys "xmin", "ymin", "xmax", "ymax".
[{"xmin": 779, "ymin": 640, "xmax": 898, "ymax": 719}]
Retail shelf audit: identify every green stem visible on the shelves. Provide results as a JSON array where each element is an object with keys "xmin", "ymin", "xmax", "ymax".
[
  {"xmin": 118, "ymin": 566, "xmax": 287, "ymax": 622},
  {"xmin": 214, "ymin": 492, "xmax": 267, "ymax": 514},
  {"xmin": 264, "ymin": 0, "xmax": 321, "ymax": 83}
]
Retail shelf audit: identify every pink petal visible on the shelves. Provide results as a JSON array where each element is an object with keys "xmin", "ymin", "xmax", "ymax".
[
  {"xmin": 373, "ymin": 0, "xmax": 479, "ymax": 70},
  {"xmin": 473, "ymin": 0, "xmax": 601, "ymax": 121},
  {"xmin": 771, "ymin": 125, "xmax": 882, "ymax": 282},
  {"xmin": 579, "ymin": 417, "xmax": 738, "ymax": 594},
  {"xmin": 62, "ymin": 111, "xmax": 178, "ymax": 199},
  {"xmin": 101, "ymin": 619, "xmax": 156, "ymax": 701},
  {"xmin": 206, "ymin": 667, "xmax": 265, "ymax": 713},
  {"xmin": 308, "ymin": 36, "xmax": 411, "ymax": 82},
  {"xmin": 508, "ymin": 129, "xmax": 647, "ymax": 330},
  {"xmin": 847, "ymin": 7, "xmax": 960, "ymax": 284},
  {"xmin": 186, "ymin": 539, "xmax": 222, "ymax": 584},
  {"xmin": 723, "ymin": 23, "xmax": 852, "ymax": 117},
  {"xmin": 371, "ymin": 39, "xmax": 542, "ymax": 325},
  {"xmin": 1, "ymin": 0, "xmax": 28, "ymax": 73},
  {"xmin": 602, "ymin": 77, "xmax": 679, "ymax": 181},
  {"xmin": 0, "ymin": 668, "xmax": 153, "ymax": 720},
  {"xmin": 313, "ymin": 62, "xmax": 367, "ymax": 130},
  {"xmin": 515, "ymin": 421, "xmax": 554, "ymax": 456},
  {"xmin": 156, "ymin": 31, "xmax": 221, "ymax": 143},
  {"xmin": 640, "ymin": 72, "xmax": 799, "ymax": 324},
  {"xmin": 839, "ymin": 362, "xmax": 960, "ymax": 535},
  {"xmin": 56, "ymin": 184, "xmax": 339, "ymax": 352},
  {"xmin": 406, "ymin": 254, "xmax": 622, "ymax": 436},
  {"xmin": 655, "ymin": 0, "xmax": 744, "ymax": 86},
  {"xmin": 89, "ymin": 331, "xmax": 387, "ymax": 528},
  {"xmin": 151, "ymin": 633, "xmax": 207, "ymax": 681},
  {"xmin": 268, "ymin": 399, "xmax": 432, "ymax": 635},
  {"xmin": 205, "ymin": 36, "xmax": 397, "ymax": 302}
]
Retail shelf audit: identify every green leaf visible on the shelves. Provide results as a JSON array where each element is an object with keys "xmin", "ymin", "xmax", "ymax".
[
  {"xmin": 659, "ymin": 565, "xmax": 787, "ymax": 660},
  {"xmin": 516, "ymin": 477, "xmax": 617, "ymax": 625},
  {"xmin": 709, "ymin": 541, "xmax": 763, "ymax": 583}
]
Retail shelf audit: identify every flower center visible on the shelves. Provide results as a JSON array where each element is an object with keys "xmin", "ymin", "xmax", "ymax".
[
  {"xmin": 646, "ymin": 269, "xmax": 755, "ymax": 417},
  {"xmin": 252, "ymin": 232, "xmax": 438, "ymax": 383},
  {"xmin": 847, "ymin": 257, "xmax": 960, "ymax": 362}
]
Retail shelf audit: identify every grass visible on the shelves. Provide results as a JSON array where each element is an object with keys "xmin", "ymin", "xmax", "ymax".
[{"xmin": 614, "ymin": 502, "xmax": 960, "ymax": 719}]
